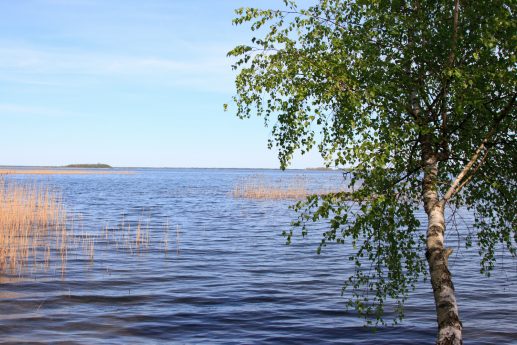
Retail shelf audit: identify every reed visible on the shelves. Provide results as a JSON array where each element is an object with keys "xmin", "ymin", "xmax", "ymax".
[
  {"xmin": 0, "ymin": 179, "xmax": 68, "ymax": 275},
  {"xmin": 80, "ymin": 233, "xmax": 95, "ymax": 266},
  {"xmin": 232, "ymin": 174, "xmax": 344, "ymax": 200},
  {"xmin": 164, "ymin": 220, "xmax": 169, "ymax": 255},
  {"xmin": 1, "ymin": 178, "xmax": 181, "ymax": 280},
  {"xmin": 99, "ymin": 215, "xmax": 153, "ymax": 256},
  {"xmin": 0, "ymin": 169, "xmax": 132, "ymax": 175},
  {"xmin": 176, "ymin": 225, "xmax": 181, "ymax": 255},
  {"xmin": 232, "ymin": 175, "xmax": 307, "ymax": 199}
]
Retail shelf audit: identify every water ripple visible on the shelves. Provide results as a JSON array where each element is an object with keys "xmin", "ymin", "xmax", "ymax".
[{"xmin": 1, "ymin": 169, "xmax": 515, "ymax": 344}]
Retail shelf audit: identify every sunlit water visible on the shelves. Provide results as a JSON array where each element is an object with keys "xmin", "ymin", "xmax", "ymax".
[{"xmin": 0, "ymin": 169, "xmax": 515, "ymax": 344}]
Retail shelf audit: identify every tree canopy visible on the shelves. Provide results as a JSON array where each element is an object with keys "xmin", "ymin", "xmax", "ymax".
[{"xmin": 229, "ymin": 0, "xmax": 515, "ymax": 343}]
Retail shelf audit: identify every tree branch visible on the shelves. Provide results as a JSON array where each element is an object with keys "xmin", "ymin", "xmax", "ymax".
[
  {"xmin": 279, "ymin": 10, "xmax": 348, "ymax": 30},
  {"xmin": 442, "ymin": 93, "xmax": 516, "ymax": 202},
  {"xmin": 454, "ymin": 148, "xmax": 489, "ymax": 194}
]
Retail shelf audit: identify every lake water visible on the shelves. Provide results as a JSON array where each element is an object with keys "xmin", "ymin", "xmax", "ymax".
[{"xmin": 0, "ymin": 168, "xmax": 515, "ymax": 344}]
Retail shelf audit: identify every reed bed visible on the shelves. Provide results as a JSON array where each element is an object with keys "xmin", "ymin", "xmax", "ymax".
[
  {"xmin": 0, "ymin": 179, "xmax": 68, "ymax": 275},
  {"xmin": 0, "ymin": 178, "xmax": 180, "ymax": 281},
  {"xmin": 232, "ymin": 174, "xmax": 345, "ymax": 200},
  {"xmin": 161, "ymin": 220, "xmax": 181, "ymax": 256},
  {"xmin": 71, "ymin": 214, "xmax": 179, "ymax": 265},
  {"xmin": 100, "ymin": 216, "xmax": 152, "ymax": 255},
  {"xmin": 0, "ymin": 169, "xmax": 132, "ymax": 175}
]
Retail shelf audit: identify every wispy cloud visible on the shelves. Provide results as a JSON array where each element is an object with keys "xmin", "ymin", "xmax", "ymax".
[
  {"xmin": 0, "ymin": 44, "xmax": 234, "ymax": 93},
  {"xmin": 0, "ymin": 103, "xmax": 79, "ymax": 118}
]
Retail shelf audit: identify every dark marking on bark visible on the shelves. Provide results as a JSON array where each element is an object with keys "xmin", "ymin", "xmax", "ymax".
[
  {"xmin": 437, "ymin": 333, "xmax": 463, "ymax": 345},
  {"xmin": 438, "ymin": 311, "xmax": 463, "ymax": 328},
  {"xmin": 427, "ymin": 248, "xmax": 457, "ymax": 292},
  {"xmin": 438, "ymin": 301, "xmax": 455, "ymax": 311},
  {"xmin": 427, "ymin": 224, "xmax": 444, "ymax": 238}
]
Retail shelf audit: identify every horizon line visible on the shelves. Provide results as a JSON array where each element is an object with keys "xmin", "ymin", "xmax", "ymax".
[{"xmin": 0, "ymin": 164, "xmax": 337, "ymax": 171}]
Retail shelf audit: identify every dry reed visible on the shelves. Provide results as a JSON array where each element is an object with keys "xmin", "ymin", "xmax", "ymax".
[
  {"xmin": 176, "ymin": 225, "xmax": 181, "ymax": 255},
  {"xmin": 164, "ymin": 220, "xmax": 169, "ymax": 255},
  {"xmin": 232, "ymin": 175, "xmax": 344, "ymax": 200},
  {"xmin": 0, "ymin": 179, "xmax": 68, "ymax": 275},
  {"xmin": 1, "ymin": 178, "xmax": 180, "ymax": 281},
  {"xmin": 0, "ymin": 169, "xmax": 132, "ymax": 175},
  {"xmin": 99, "ymin": 215, "xmax": 154, "ymax": 256}
]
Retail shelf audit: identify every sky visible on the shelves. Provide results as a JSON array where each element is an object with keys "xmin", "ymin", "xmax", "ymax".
[{"xmin": 0, "ymin": 0, "xmax": 323, "ymax": 169}]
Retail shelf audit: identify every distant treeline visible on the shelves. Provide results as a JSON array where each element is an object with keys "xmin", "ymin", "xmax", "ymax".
[{"xmin": 65, "ymin": 163, "xmax": 112, "ymax": 169}]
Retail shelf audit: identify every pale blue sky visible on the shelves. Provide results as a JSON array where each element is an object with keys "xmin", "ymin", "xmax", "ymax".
[{"xmin": 0, "ymin": 0, "xmax": 322, "ymax": 168}]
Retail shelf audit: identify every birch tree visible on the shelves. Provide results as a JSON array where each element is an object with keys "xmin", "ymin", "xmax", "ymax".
[{"xmin": 228, "ymin": 1, "xmax": 516, "ymax": 344}]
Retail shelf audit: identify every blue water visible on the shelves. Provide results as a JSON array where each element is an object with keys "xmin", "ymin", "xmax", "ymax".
[{"xmin": 0, "ymin": 168, "xmax": 515, "ymax": 344}]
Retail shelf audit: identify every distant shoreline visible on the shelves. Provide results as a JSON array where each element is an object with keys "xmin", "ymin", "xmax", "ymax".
[
  {"xmin": 0, "ymin": 168, "xmax": 132, "ymax": 175},
  {"xmin": 0, "ymin": 165, "xmax": 347, "ymax": 171}
]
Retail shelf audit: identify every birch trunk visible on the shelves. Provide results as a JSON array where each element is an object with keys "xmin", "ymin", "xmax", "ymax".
[{"xmin": 423, "ymin": 152, "xmax": 463, "ymax": 345}]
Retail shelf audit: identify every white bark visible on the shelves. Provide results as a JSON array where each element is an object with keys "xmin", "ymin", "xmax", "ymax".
[
  {"xmin": 422, "ymin": 152, "xmax": 463, "ymax": 345},
  {"xmin": 427, "ymin": 204, "xmax": 462, "ymax": 345}
]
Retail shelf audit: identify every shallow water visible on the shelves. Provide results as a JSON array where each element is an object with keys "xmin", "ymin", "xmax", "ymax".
[{"xmin": 0, "ymin": 168, "xmax": 515, "ymax": 344}]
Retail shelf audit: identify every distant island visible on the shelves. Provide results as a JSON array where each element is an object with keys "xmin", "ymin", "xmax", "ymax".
[{"xmin": 65, "ymin": 163, "xmax": 112, "ymax": 168}]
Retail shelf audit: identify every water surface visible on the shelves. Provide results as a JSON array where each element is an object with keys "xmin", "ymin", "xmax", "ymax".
[{"xmin": 0, "ymin": 168, "xmax": 515, "ymax": 344}]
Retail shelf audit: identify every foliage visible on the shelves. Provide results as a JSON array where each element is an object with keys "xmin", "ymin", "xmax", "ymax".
[{"xmin": 229, "ymin": 0, "xmax": 516, "ymax": 324}]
